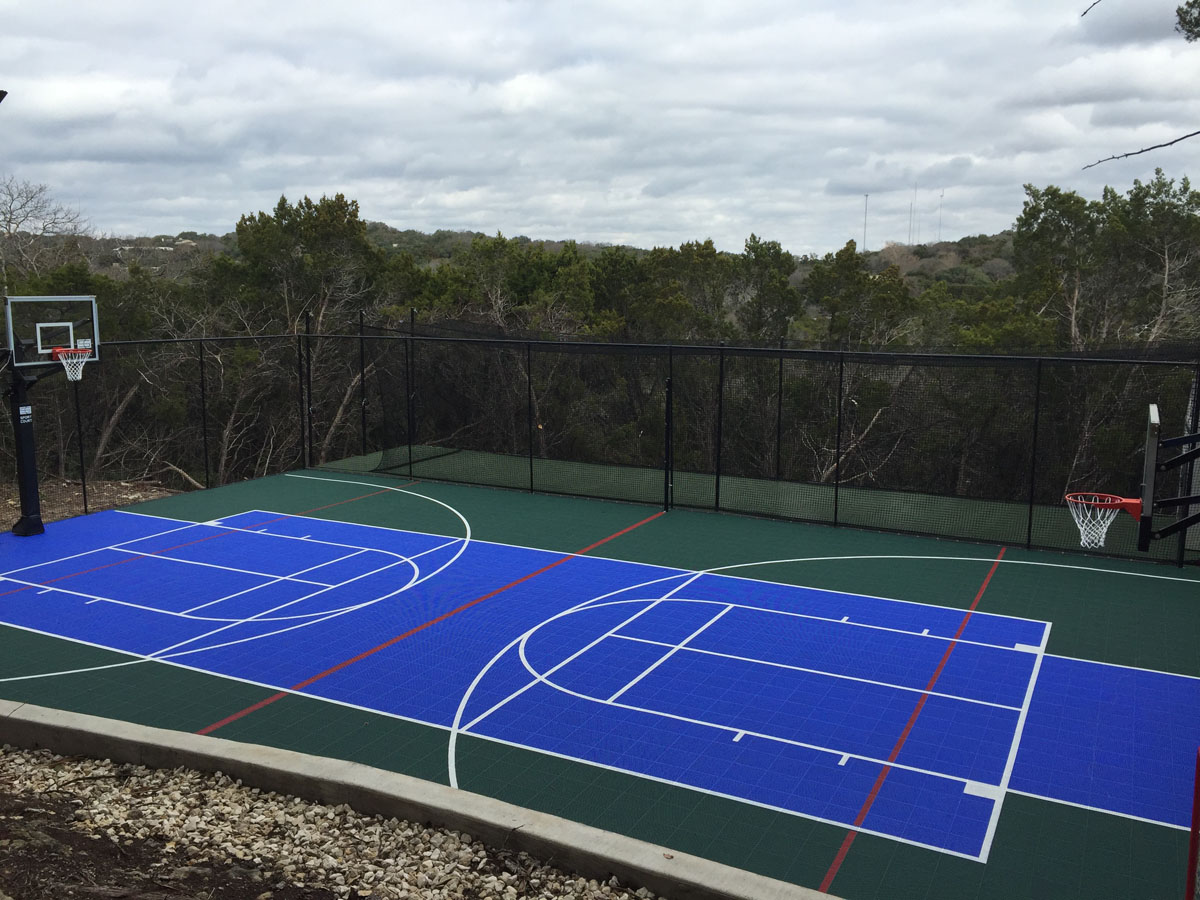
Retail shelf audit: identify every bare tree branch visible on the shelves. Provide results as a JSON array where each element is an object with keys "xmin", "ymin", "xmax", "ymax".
[
  {"xmin": 1080, "ymin": 0, "xmax": 1103, "ymax": 17},
  {"xmin": 1083, "ymin": 128, "xmax": 1200, "ymax": 169}
]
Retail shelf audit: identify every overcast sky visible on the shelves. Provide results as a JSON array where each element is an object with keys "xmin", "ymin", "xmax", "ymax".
[{"xmin": 3, "ymin": 0, "xmax": 1198, "ymax": 255}]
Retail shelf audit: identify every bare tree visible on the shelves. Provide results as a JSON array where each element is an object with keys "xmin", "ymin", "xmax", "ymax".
[{"xmin": 0, "ymin": 175, "xmax": 89, "ymax": 282}]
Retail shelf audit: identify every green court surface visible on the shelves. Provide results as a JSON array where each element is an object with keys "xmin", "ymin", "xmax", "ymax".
[{"xmin": 1, "ymin": 470, "xmax": 1197, "ymax": 900}]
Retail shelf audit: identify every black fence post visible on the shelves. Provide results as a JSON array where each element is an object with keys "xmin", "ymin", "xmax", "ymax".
[
  {"xmin": 405, "ymin": 318, "xmax": 416, "ymax": 475},
  {"xmin": 775, "ymin": 338, "xmax": 784, "ymax": 480},
  {"xmin": 527, "ymin": 342, "xmax": 535, "ymax": 493},
  {"xmin": 714, "ymin": 344, "xmax": 725, "ymax": 511},
  {"xmin": 664, "ymin": 373, "xmax": 673, "ymax": 512},
  {"xmin": 834, "ymin": 352, "xmax": 844, "ymax": 526},
  {"xmin": 197, "ymin": 340, "xmax": 211, "ymax": 488},
  {"xmin": 72, "ymin": 382, "xmax": 88, "ymax": 515},
  {"xmin": 359, "ymin": 310, "xmax": 367, "ymax": 457},
  {"xmin": 304, "ymin": 312, "xmax": 314, "ymax": 467},
  {"xmin": 1026, "ymin": 359, "xmax": 1043, "ymax": 549},
  {"xmin": 668, "ymin": 346, "xmax": 675, "ymax": 510},
  {"xmin": 296, "ymin": 333, "xmax": 306, "ymax": 469}
]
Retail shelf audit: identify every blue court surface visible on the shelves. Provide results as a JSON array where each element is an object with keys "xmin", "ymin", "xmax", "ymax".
[{"xmin": 2, "ymin": 507, "xmax": 1198, "ymax": 863}]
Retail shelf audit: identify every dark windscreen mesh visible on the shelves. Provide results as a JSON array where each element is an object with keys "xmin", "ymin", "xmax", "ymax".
[
  {"xmin": 399, "ymin": 339, "xmax": 530, "ymax": 490},
  {"xmin": 307, "ymin": 335, "xmax": 367, "ymax": 469},
  {"xmin": 8, "ymin": 328, "xmax": 1192, "ymax": 565},
  {"xmin": 834, "ymin": 355, "xmax": 1036, "ymax": 545},
  {"xmin": 1030, "ymin": 360, "xmax": 1196, "ymax": 560},
  {"xmin": 530, "ymin": 345, "xmax": 667, "ymax": 504},
  {"xmin": 719, "ymin": 350, "xmax": 840, "ymax": 523},
  {"xmin": 670, "ymin": 349, "xmax": 720, "ymax": 510},
  {"xmin": 359, "ymin": 330, "xmax": 411, "ymax": 474},
  {"xmin": 777, "ymin": 354, "xmax": 841, "ymax": 523},
  {"xmin": 84, "ymin": 342, "xmax": 211, "ymax": 490},
  {"xmin": 20, "ymin": 338, "xmax": 301, "ymax": 524},
  {"xmin": 190, "ymin": 338, "xmax": 303, "ymax": 485}
]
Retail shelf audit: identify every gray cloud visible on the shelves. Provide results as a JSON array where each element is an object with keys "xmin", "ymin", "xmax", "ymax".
[{"xmin": 2, "ymin": 0, "xmax": 1197, "ymax": 255}]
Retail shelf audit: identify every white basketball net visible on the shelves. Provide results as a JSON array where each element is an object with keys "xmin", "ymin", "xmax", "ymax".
[
  {"xmin": 1066, "ymin": 494, "xmax": 1122, "ymax": 549},
  {"xmin": 56, "ymin": 350, "xmax": 90, "ymax": 382}
]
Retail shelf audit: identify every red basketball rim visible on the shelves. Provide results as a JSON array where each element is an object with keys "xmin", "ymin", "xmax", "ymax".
[{"xmin": 1064, "ymin": 492, "xmax": 1142, "ymax": 520}]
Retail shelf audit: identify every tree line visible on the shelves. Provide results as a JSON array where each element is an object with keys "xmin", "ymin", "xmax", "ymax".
[
  {"xmin": 2, "ymin": 169, "xmax": 1198, "ymax": 356},
  {"xmin": 0, "ymin": 172, "xmax": 1197, "ymax": 503}
]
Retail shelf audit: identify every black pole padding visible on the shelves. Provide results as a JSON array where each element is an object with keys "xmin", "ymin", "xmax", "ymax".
[{"xmin": 8, "ymin": 369, "xmax": 44, "ymax": 535}]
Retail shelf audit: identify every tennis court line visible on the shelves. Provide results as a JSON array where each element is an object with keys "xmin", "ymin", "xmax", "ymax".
[
  {"xmin": 978, "ymin": 618, "xmax": 1050, "ymax": 861},
  {"xmin": 0, "ymin": 487, "xmax": 403, "ymax": 602},
  {"xmin": 460, "ymin": 573, "xmax": 704, "ymax": 734},
  {"xmin": 181, "ymin": 549, "xmax": 370, "ymax": 614},
  {"xmin": 511, "ymin": 635, "xmax": 1007, "ymax": 788},
  {"xmin": 610, "ymin": 632, "xmax": 1024, "ymax": 711},
  {"xmin": 607, "ymin": 604, "xmax": 733, "ymax": 703},
  {"xmin": 819, "ymin": 545, "xmax": 1007, "ymax": 893},
  {"xmin": 194, "ymin": 508, "xmax": 667, "ymax": 736}
]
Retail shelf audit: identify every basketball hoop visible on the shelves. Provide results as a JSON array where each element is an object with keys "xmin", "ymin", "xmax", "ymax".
[
  {"xmin": 1064, "ymin": 492, "xmax": 1141, "ymax": 549},
  {"xmin": 50, "ymin": 347, "xmax": 91, "ymax": 382}
]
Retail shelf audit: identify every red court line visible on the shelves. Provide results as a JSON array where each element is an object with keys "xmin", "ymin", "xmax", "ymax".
[
  {"xmin": 0, "ymin": 485, "xmax": 407, "ymax": 599},
  {"xmin": 818, "ymin": 546, "xmax": 1007, "ymax": 894},
  {"xmin": 196, "ymin": 509, "xmax": 667, "ymax": 735}
]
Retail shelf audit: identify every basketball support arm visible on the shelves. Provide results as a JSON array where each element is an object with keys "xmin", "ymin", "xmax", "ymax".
[{"xmin": 1149, "ymin": 430, "xmax": 1200, "ymax": 542}]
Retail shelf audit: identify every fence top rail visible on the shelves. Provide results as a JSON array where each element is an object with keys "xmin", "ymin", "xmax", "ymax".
[
  {"xmin": 108, "ymin": 334, "xmax": 299, "ymax": 348},
  {"xmin": 350, "ymin": 331, "xmax": 1200, "ymax": 368},
  {"xmin": 103, "ymin": 331, "xmax": 1200, "ymax": 368}
]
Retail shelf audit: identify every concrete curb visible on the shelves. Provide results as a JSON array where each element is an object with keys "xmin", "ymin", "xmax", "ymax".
[{"xmin": 0, "ymin": 700, "xmax": 837, "ymax": 900}]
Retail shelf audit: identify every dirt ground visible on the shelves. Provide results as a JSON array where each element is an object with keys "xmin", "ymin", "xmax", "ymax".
[{"xmin": 2, "ymin": 480, "xmax": 178, "ymax": 526}]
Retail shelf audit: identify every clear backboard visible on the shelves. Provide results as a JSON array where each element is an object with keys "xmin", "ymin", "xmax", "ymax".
[{"xmin": 4, "ymin": 295, "xmax": 99, "ymax": 369}]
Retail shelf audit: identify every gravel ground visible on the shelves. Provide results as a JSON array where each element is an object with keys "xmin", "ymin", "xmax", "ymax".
[{"xmin": 0, "ymin": 744, "xmax": 662, "ymax": 900}]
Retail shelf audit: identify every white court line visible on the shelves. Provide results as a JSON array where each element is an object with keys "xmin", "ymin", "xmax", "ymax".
[
  {"xmin": 112, "ymin": 547, "xmax": 337, "ymax": 589},
  {"xmin": 182, "ymin": 549, "xmax": 368, "ymax": 614},
  {"xmin": 1005, "ymin": 788, "xmax": 1189, "ymax": 832},
  {"xmin": 15, "ymin": 488, "xmax": 1195, "ymax": 858},
  {"xmin": 122, "ymin": 511, "xmax": 424, "ymax": 557},
  {"xmin": 612, "ymin": 632, "xmax": 1023, "ymax": 711},
  {"xmin": 462, "ymin": 573, "xmax": 705, "ymax": 734},
  {"xmin": 515, "ymin": 633, "xmax": 988, "ymax": 791},
  {"xmin": 605, "ymin": 593, "xmax": 1033, "ymax": 655},
  {"xmin": 136, "ymin": 485, "xmax": 474, "ymax": 659},
  {"xmin": 0, "ymin": 520, "xmax": 204, "ymax": 579},
  {"xmin": 148, "ymin": 554, "xmax": 420, "ymax": 658},
  {"xmin": 606, "ymin": 604, "xmax": 733, "ymax": 703},
  {"xmin": 978, "ymin": 619, "xmax": 1051, "ymax": 862},
  {"xmin": 1046, "ymin": 652, "xmax": 1200, "ymax": 682},
  {"xmin": 446, "ymin": 570, "xmax": 700, "ymax": 787}
]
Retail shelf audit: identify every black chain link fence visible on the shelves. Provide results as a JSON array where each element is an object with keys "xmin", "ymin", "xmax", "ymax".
[{"xmin": 4, "ymin": 328, "xmax": 1197, "ymax": 565}]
